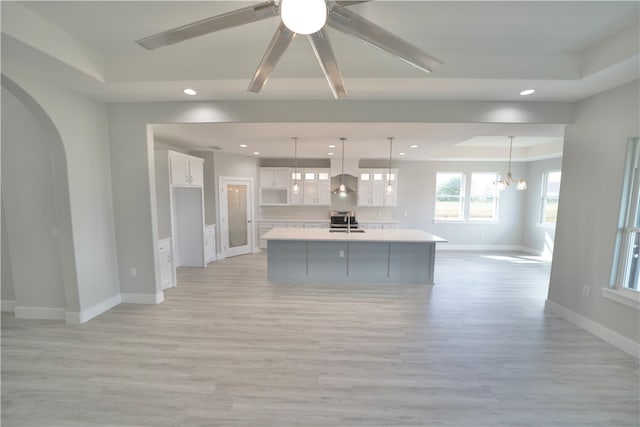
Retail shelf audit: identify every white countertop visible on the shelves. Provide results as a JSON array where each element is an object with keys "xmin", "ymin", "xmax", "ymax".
[{"xmin": 262, "ymin": 228, "xmax": 447, "ymax": 243}]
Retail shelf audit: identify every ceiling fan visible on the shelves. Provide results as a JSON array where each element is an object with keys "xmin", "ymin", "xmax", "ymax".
[{"xmin": 136, "ymin": 0, "xmax": 443, "ymax": 98}]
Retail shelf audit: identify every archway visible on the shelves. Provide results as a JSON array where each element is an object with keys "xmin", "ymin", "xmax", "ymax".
[{"xmin": 1, "ymin": 76, "xmax": 80, "ymax": 319}]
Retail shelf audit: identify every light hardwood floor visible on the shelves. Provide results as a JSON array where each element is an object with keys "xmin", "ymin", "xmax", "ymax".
[{"xmin": 2, "ymin": 251, "xmax": 639, "ymax": 426}]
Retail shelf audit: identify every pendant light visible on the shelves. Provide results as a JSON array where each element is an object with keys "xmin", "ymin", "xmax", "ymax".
[
  {"xmin": 281, "ymin": 0, "xmax": 327, "ymax": 35},
  {"xmin": 386, "ymin": 137, "xmax": 394, "ymax": 195},
  {"xmin": 292, "ymin": 137, "xmax": 300, "ymax": 194},
  {"xmin": 339, "ymin": 137, "xmax": 347, "ymax": 196},
  {"xmin": 495, "ymin": 136, "xmax": 527, "ymax": 191}
]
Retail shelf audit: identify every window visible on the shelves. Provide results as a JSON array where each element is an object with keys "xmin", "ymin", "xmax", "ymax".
[
  {"xmin": 435, "ymin": 172, "xmax": 499, "ymax": 221},
  {"xmin": 435, "ymin": 172, "xmax": 464, "ymax": 220},
  {"xmin": 540, "ymin": 171, "xmax": 561, "ymax": 225},
  {"xmin": 613, "ymin": 138, "xmax": 640, "ymax": 292},
  {"xmin": 469, "ymin": 173, "xmax": 499, "ymax": 221}
]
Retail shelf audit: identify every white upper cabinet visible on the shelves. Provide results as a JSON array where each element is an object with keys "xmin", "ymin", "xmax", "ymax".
[
  {"xmin": 290, "ymin": 169, "xmax": 330, "ymax": 206},
  {"xmin": 260, "ymin": 168, "xmax": 290, "ymax": 205},
  {"xmin": 358, "ymin": 169, "xmax": 398, "ymax": 207},
  {"xmin": 260, "ymin": 168, "xmax": 290, "ymax": 188},
  {"xmin": 169, "ymin": 151, "xmax": 204, "ymax": 187}
]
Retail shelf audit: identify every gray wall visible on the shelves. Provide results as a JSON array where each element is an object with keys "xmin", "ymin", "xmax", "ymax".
[
  {"xmin": 2, "ymin": 71, "xmax": 120, "ymax": 317},
  {"xmin": 394, "ymin": 160, "xmax": 527, "ymax": 247},
  {"xmin": 521, "ymin": 157, "xmax": 563, "ymax": 256},
  {"xmin": 549, "ymin": 79, "xmax": 639, "ymax": 344},
  {"xmin": 195, "ymin": 151, "xmax": 217, "ymax": 226},
  {"xmin": 213, "ymin": 151, "xmax": 259, "ymax": 254},
  {"xmin": 2, "ymin": 87, "xmax": 67, "ymax": 311},
  {"xmin": 1, "ymin": 195, "xmax": 16, "ymax": 303},
  {"xmin": 154, "ymin": 146, "xmax": 172, "ymax": 239}
]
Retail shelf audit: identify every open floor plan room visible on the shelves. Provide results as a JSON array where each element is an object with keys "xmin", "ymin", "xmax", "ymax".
[{"xmin": 2, "ymin": 251, "xmax": 638, "ymax": 426}]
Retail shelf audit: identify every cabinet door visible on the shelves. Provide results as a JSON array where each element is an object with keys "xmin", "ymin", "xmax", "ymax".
[
  {"xmin": 260, "ymin": 169, "xmax": 275, "ymax": 188},
  {"xmin": 189, "ymin": 159, "xmax": 204, "ymax": 187},
  {"xmin": 316, "ymin": 171, "xmax": 330, "ymax": 205},
  {"xmin": 170, "ymin": 155, "xmax": 190, "ymax": 186},
  {"xmin": 290, "ymin": 171, "xmax": 303, "ymax": 205},
  {"xmin": 302, "ymin": 171, "xmax": 317, "ymax": 205},
  {"xmin": 370, "ymin": 171, "xmax": 386, "ymax": 206},
  {"xmin": 160, "ymin": 252, "xmax": 172, "ymax": 288},
  {"xmin": 382, "ymin": 170, "xmax": 397, "ymax": 206},
  {"xmin": 272, "ymin": 169, "xmax": 290, "ymax": 188},
  {"xmin": 358, "ymin": 172, "xmax": 372, "ymax": 206},
  {"xmin": 205, "ymin": 234, "xmax": 215, "ymax": 263}
]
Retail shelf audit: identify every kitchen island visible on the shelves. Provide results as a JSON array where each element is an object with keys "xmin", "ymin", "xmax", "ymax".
[{"xmin": 262, "ymin": 228, "xmax": 447, "ymax": 284}]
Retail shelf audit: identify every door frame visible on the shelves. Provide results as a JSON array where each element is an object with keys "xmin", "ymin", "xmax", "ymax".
[{"xmin": 218, "ymin": 176, "xmax": 255, "ymax": 259}]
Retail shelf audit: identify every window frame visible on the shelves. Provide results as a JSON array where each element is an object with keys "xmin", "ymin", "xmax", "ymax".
[
  {"xmin": 468, "ymin": 172, "xmax": 500, "ymax": 222},
  {"xmin": 434, "ymin": 171, "xmax": 465, "ymax": 221},
  {"xmin": 606, "ymin": 138, "xmax": 640, "ymax": 310},
  {"xmin": 434, "ymin": 171, "xmax": 500, "ymax": 223},
  {"xmin": 538, "ymin": 170, "xmax": 562, "ymax": 228}
]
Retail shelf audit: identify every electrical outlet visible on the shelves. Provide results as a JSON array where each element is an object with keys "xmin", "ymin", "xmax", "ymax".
[
  {"xmin": 339, "ymin": 250, "xmax": 344, "ymax": 258},
  {"xmin": 130, "ymin": 267, "xmax": 137, "ymax": 277},
  {"xmin": 582, "ymin": 285, "xmax": 591, "ymax": 296}
]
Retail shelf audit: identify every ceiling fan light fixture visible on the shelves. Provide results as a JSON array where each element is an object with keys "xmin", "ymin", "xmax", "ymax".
[{"xmin": 281, "ymin": 0, "xmax": 327, "ymax": 35}]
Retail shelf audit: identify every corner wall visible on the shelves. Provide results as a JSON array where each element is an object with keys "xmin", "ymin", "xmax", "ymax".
[{"xmin": 548, "ymin": 79, "xmax": 640, "ymax": 353}]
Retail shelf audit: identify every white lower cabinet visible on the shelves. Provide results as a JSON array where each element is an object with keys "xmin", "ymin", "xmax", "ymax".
[
  {"xmin": 159, "ymin": 238, "xmax": 174, "ymax": 289},
  {"xmin": 204, "ymin": 225, "xmax": 216, "ymax": 264}
]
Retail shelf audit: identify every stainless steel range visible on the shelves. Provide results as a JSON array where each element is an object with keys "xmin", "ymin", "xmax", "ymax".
[{"xmin": 329, "ymin": 210, "xmax": 364, "ymax": 233}]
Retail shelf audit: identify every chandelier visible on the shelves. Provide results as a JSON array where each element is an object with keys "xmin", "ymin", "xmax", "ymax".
[{"xmin": 495, "ymin": 136, "xmax": 527, "ymax": 191}]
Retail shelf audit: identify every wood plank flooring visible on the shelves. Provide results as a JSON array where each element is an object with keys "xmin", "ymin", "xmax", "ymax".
[{"xmin": 2, "ymin": 251, "xmax": 639, "ymax": 426}]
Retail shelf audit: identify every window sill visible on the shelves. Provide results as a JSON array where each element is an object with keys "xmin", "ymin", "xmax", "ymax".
[
  {"xmin": 536, "ymin": 222, "xmax": 556, "ymax": 230},
  {"xmin": 602, "ymin": 287, "xmax": 640, "ymax": 310}
]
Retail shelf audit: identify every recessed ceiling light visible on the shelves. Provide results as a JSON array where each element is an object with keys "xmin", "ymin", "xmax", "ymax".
[
  {"xmin": 183, "ymin": 88, "xmax": 197, "ymax": 96},
  {"xmin": 520, "ymin": 89, "xmax": 535, "ymax": 96},
  {"xmin": 328, "ymin": 144, "xmax": 336, "ymax": 148},
  {"xmin": 399, "ymin": 152, "xmax": 406, "ymax": 156},
  {"xmin": 240, "ymin": 144, "xmax": 248, "ymax": 148},
  {"xmin": 328, "ymin": 152, "xmax": 335, "ymax": 156},
  {"xmin": 410, "ymin": 144, "xmax": 418, "ymax": 148},
  {"xmin": 253, "ymin": 151, "xmax": 260, "ymax": 155}
]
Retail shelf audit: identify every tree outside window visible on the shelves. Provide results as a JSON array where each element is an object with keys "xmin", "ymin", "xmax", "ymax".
[{"xmin": 435, "ymin": 172, "xmax": 463, "ymax": 220}]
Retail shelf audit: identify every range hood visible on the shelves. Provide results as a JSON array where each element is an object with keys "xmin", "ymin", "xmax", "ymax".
[{"xmin": 330, "ymin": 158, "xmax": 359, "ymax": 194}]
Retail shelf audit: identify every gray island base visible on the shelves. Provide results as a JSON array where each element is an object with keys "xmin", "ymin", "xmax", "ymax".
[{"xmin": 263, "ymin": 228, "xmax": 447, "ymax": 285}]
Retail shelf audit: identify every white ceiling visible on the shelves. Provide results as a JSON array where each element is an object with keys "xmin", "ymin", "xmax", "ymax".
[{"xmin": 3, "ymin": 1, "xmax": 639, "ymax": 160}]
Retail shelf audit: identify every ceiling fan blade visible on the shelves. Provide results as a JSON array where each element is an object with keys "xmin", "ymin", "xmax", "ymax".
[
  {"xmin": 308, "ymin": 29, "xmax": 347, "ymax": 99},
  {"xmin": 248, "ymin": 22, "xmax": 296, "ymax": 93},
  {"xmin": 136, "ymin": 1, "xmax": 278, "ymax": 50},
  {"xmin": 327, "ymin": 4, "xmax": 443, "ymax": 73}
]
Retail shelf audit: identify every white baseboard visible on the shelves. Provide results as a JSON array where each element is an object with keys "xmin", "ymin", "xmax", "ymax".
[
  {"xmin": 121, "ymin": 291, "xmax": 164, "ymax": 304},
  {"xmin": 438, "ymin": 244, "xmax": 526, "ymax": 252},
  {"xmin": 14, "ymin": 306, "xmax": 66, "ymax": 321},
  {"xmin": 545, "ymin": 299, "xmax": 639, "ymax": 358},
  {"xmin": 1, "ymin": 300, "xmax": 16, "ymax": 312},
  {"xmin": 65, "ymin": 294, "xmax": 122, "ymax": 324}
]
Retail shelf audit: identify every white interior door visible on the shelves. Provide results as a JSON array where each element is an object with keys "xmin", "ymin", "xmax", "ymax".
[{"xmin": 220, "ymin": 178, "xmax": 254, "ymax": 258}]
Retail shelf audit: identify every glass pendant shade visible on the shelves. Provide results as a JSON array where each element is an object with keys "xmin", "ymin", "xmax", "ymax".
[
  {"xmin": 281, "ymin": 0, "xmax": 327, "ymax": 35},
  {"xmin": 386, "ymin": 183, "xmax": 393, "ymax": 194},
  {"xmin": 292, "ymin": 181, "xmax": 299, "ymax": 194}
]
